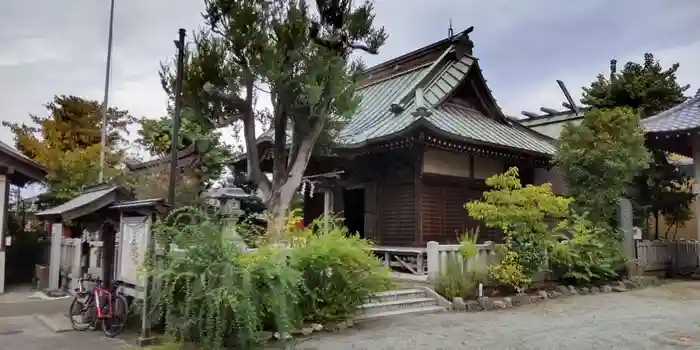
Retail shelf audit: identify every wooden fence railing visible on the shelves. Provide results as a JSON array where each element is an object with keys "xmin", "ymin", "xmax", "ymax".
[{"xmin": 636, "ymin": 240, "xmax": 700, "ymax": 273}]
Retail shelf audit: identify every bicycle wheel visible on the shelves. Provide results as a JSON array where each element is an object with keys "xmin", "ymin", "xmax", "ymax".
[
  {"xmin": 69, "ymin": 294, "xmax": 97, "ymax": 331},
  {"xmin": 101, "ymin": 295, "xmax": 129, "ymax": 338}
]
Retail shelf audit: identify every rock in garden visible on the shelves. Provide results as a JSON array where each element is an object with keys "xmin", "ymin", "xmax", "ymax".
[
  {"xmin": 611, "ymin": 285, "xmax": 627, "ymax": 292},
  {"xmin": 590, "ymin": 286, "xmax": 600, "ymax": 294},
  {"xmin": 555, "ymin": 285, "xmax": 570, "ymax": 296},
  {"xmin": 567, "ymin": 285, "xmax": 578, "ymax": 295},
  {"xmin": 600, "ymin": 285, "xmax": 613, "ymax": 293},
  {"xmin": 537, "ymin": 290, "xmax": 549, "ymax": 300},
  {"xmin": 466, "ymin": 300, "xmax": 483, "ymax": 312},
  {"xmin": 622, "ymin": 280, "xmax": 638, "ymax": 289},
  {"xmin": 579, "ymin": 287, "xmax": 590, "ymax": 294},
  {"xmin": 311, "ymin": 323, "xmax": 323, "ymax": 331},
  {"xmin": 301, "ymin": 326, "xmax": 314, "ymax": 336},
  {"xmin": 502, "ymin": 297, "xmax": 513, "ymax": 307},
  {"xmin": 493, "ymin": 300, "xmax": 508, "ymax": 309},
  {"xmin": 512, "ymin": 293, "xmax": 532, "ymax": 306},
  {"xmin": 530, "ymin": 295, "xmax": 541, "ymax": 303},
  {"xmin": 345, "ymin": 320, "xmax": 354, "ymax": 328},
  {"xmin": 260, "ymin": 331, "xmax": 273, "ymax": 340},
  {"xmin": 478, "ymin": 296, "xmax": 494, "ymax": 311},
  {"xmin": 547, "ymin": 290, "xmax": 563, "ymax": 299},
  {"xmin": 452, "ymin": 297, "xmax": 467, "ymax": 311},
  {"xmin": 274, "ymin": 332, "xmax": 292, "ymax": 340}
]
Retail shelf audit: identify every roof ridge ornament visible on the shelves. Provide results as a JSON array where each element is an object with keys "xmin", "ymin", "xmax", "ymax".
[{"xmin": 411, "ymin": 88, "xmax": 432, "ymax": 118}]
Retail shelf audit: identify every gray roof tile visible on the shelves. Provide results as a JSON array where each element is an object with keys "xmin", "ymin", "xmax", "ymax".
[{"xmin": 643, "ymin": 90, "xmax": 700, "ymax": 133}]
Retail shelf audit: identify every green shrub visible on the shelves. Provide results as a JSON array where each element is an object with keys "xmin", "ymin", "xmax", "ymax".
[
  {"xmin": 549, "ymin": 214, "xmax": 627, "ymax": 284},
  {"xmin": 148, "ymin": 208, "xmax": 300, "ymax": 350},
  {"xmin": 458, "ymin": 227, "xmax": 479, "ymax": 260},
  {"xmin": 434, "ymin": 256, "xmax": 486, "ymax": 300},
  {"xmin": 290, "ymin": 217, "xmax": 391, "ymax": 323},
  {"xmin": 466, "ymin": 167, "xmax": 572, "ymax": 289}
]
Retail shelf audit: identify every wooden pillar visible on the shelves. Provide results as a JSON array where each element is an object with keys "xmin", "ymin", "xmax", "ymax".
[
  {"xmin": 693, "ymin": 134, "xmax": 700, "ymax": 240},
  {"xmin": 49, "ymin": 222, "xmax": 63, "ymax": 290},
  {"xmin": 323, "ymin": 189, "xmax": 333, "ymax": 234},
  {"xmin": 0, "ymin": 175, "xmax": 8, "ymax": 294},
  {"xmin": 138, "ymin": 214, "xmax": 156, "ymax": 346}
]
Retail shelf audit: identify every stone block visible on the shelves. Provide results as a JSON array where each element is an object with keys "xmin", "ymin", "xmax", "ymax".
[
  {"xmin": 478, "ymin": 297, "xmax": 494, "ymax": 311},
  {"xmin": 536, "ymin": 290, "xmax": 549, "ymax": 300},
  {"xmin": 600, "ymin": 285, "xmax": 613, "ymax": 293},
  {"xmin": 579, "ymin": 287, "xmax": 590, "ymax": 294},
  {"xmin": 502, "ymin": 297, "xmax": 513, "ymax": 307},
  {"xmin": 465, "ymin": 300, "xmax": 483, "ymax": 312},
  {"xmin": 452, "ymin": 297, "xmax": 467, "ymax": 311},
  {"xmin": 493, "ymin": 300, "xmax": 508, "ymax": 309},
  {"xmin": 555, "ymin": 285, "xmax": 570, "ymax": 296},
  {"xmin": 512, "ymin": 293, "xmax": 532, "ymax": 307},
  {"xmin": 567, "ymin": 285, "xmax": 578, "ymax": 295},
  {"xmin": 590, "ymin": 286, "xmax": 600, "ymax": 294}
]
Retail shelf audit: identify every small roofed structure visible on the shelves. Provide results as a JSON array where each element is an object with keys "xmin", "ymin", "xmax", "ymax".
[
  {"xmin": 642, "ymin": 89, "xmax": 700, "ymax": 239},
  {"xmin": 0, "ymin": 140, "xmax": 47, "ymax": 294},
  {"xmin": 35, "ymin": 183, "xmax": 134, "ymax": 291}
]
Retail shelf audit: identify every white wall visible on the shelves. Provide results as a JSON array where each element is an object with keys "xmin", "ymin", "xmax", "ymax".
[{"xmin": 422, "ymin": 149, "xmax": 503, "ymax": 179}]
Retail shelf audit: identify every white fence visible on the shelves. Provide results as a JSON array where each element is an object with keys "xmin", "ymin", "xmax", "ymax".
[
  {"xmin": 636, "ymin": 240, "xmax": 700, "ymax": 273},
  {"xmin": 59, "ymin": 238, "xmax": 104, "ymax": 290},
  {"xmin": 426, "ymin": 241, "xmax": 499, "ymax": 280}
]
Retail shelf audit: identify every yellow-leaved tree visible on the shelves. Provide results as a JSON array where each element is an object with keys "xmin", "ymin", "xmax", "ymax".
[{"xmin": 2, "ymin": 95, "xmax": 136, "ymax": 199}]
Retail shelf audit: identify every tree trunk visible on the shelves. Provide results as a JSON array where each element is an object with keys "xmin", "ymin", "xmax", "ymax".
[{"xmin": 266, "ymin": 134, "xmax": 319, "ymax": 241}]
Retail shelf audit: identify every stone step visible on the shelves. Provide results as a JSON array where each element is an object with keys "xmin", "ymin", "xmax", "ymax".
[
  {"xmin": 367, "ymin": 289, "xmax": 426, "ymax": 303},
  {"xmin": 356, "ymin": 297, "xmax": 438, "ymax": 315},
  {"xmin": 354, "ymin": 305, "xmax": 446, "ymax": 322},
  {"xmin": 35, "ymin": 313, "xmax": 73, "ymax": 333}
]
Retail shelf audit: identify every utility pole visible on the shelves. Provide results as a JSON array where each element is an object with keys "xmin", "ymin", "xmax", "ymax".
[
  {"xmin": 98, "ymin": 0, "xmax": 116, "ymax": 183},
  {"xmin": 167, "ymin": 28, "xmax": 187, "ymax": 207}
]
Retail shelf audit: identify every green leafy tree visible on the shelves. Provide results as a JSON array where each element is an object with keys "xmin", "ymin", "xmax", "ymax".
[
  {"xmin": 555, "ymin": 107, "xmax": 652, "ymax": 225},
  {"xmin": 581, "ymin": 53, "xmax": 689, "ymax": 118},
  {"xmin": 466, "ymin": 167, "xmax": 572, "ymax": 289},
  {"xmin": 136, "ymin": 109, "xmax": 232, "ymax": 185},
  {"xmin": 2, "ymin": 95, "xmax": 135, "ymax": 199},
  {"xmin": 170, "ymin": 0, "xmax": 386, "ymax": 234},
  {"xmin": 581, "ymin": 54, "xmax": 693, "ymax": 236}
]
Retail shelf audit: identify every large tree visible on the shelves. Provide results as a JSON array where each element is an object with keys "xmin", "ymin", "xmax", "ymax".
[
  {"xmin": 555, "ymin": 107, "xmax": 651, "ymax": 226},
  {"xmin": 2, "ymin": 95, "xmax": 135, "ymax": 199},
  {"xmin": 582, "ymin": 53, "xmax": 690, "ymax": 118},
  {"xmin": 166, "ymin": 0, "xmax": 386, "ymax": 232},
  {"xmin": 580, "ymin": 53, "xmax": 694, "ymax": 237}
]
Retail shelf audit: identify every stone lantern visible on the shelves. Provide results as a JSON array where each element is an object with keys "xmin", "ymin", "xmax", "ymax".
[{"xmin": 205, "ymin": 186, "xmax": 251, "ymax": 249}]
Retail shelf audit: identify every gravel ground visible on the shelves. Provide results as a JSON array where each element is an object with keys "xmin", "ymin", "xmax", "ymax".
[{"xmin": 295, "ymin": 281, "xmax": 700, "ymax": 350}]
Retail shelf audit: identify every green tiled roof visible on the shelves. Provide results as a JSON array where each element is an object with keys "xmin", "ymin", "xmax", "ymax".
[
  {"xmin": 338, "ymin": 65, "xmax": 429, "ymax": 144},
  {"xmin": 429, "ymin": 104, "xmax": 555, "ymax": 155},
  {"xmin": 252, "ymin": 46, "xmax": 555, "ymax": 157},
  {"xmin": 336, "ymin": 46, "xmax": 555, "ymax": 156}
]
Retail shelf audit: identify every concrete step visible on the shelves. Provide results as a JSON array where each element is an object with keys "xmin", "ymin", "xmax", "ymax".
[
  {"xmin": 354, "ymin": 305, "xmax": 446, "ymax": 322},
  {"xmin": 356, "ymin": 297, "xmax": 438, "ymax": 315},
  {"xmin": 368, "ymin": 289, "xmax": 426, "ymax": 303},
  {"xmin": 35, "ymin": 313, "xmax": 73, "ymax": 333}
]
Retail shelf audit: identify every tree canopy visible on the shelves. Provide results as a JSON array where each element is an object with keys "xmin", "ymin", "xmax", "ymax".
[
  {"xmin": 2, "ymin": 95, "xmax": 135, "ymax": 199},
  {"xmin": 555, "ymin": 107, "xmax": 651, "ymax": 225},
  {"xmin": 578, "ymin": 53, "xmax": 694, "ymax": 237},
  {"xmin": 169, "ymin": 0, "xmax": 387, "ymax": 226},
  {"xmin": 581, "ymin": 53, "xmax": 690, "ymax": 117}
]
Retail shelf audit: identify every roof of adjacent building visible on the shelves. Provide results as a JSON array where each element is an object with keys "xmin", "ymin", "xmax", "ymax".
[
  {"xmin": 0, "ymin": 140, "xmax": 47, "ymax": 183},
  {"xmin": 643, "ymin": 89, "xmax": 700, "ymax": 133}
]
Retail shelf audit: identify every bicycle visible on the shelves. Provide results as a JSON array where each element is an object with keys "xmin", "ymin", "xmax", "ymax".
[{"xmin": 68, "ymin": 274, "xmax": 129, "ymax": 337}]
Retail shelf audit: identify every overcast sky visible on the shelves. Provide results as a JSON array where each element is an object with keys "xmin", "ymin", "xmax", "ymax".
[{"xmin": 1, "ymin": 0, "xmax": 700, "ymax": 151}]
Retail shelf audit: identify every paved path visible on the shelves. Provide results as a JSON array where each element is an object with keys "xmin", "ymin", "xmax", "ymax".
[
  {"xmin": 296, "ymin": 281, "xmax": 700, "ymax": 350},
  {"xmin": 0, "ymin": 315, "xmax": 132, "ymax": 350}
]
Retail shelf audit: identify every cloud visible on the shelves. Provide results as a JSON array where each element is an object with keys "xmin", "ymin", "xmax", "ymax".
[
  {"xmin": 502, "ymin": 39, "xmax": 700, "ymax": 118},
  {"xmin": 1, "ymin": 0, "xmax": 699, "ymax": 151}
]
